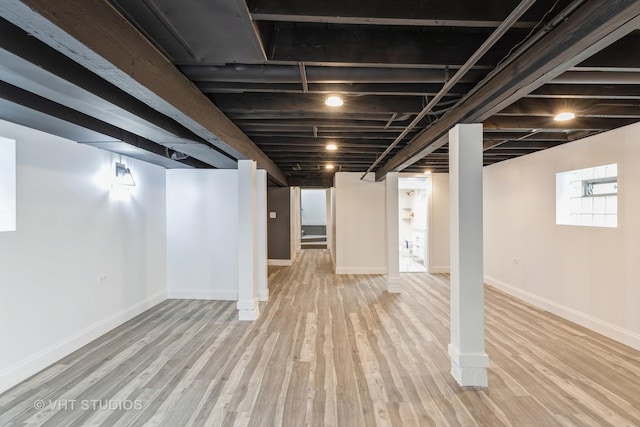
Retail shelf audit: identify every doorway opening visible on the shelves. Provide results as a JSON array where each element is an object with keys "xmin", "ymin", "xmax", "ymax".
[
  {"xmin": 399, "ymin": 177, "xmax": 429, "ymax": 272},
  {"xmin": 300, "ymin": 188, "xmax": 327, "ymax": 249}
]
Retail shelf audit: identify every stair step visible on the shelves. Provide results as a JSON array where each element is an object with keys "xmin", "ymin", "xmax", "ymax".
[
  {"xmin": 301, "ymin": 235, "xmax": 327, "ymax": 243},
  {"xmin": 302, "ymin": 243, "xmax": 327, "ymax": 249}
]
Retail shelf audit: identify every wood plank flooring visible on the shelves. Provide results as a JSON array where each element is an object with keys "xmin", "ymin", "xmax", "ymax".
[{"xmin": 2, "ymin": 249, "xmax": 640, "ymax": 426}]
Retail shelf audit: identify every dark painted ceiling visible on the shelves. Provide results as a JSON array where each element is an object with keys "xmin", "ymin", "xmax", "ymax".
[{"xmin": 1, "ymin": 0, "xmax": 640, "ymax": 186}]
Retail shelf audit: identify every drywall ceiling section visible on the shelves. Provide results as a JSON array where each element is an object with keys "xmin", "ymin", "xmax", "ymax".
[{"xmin": 109, "ymin": 0, "xmax": 266, "ymax": 64}]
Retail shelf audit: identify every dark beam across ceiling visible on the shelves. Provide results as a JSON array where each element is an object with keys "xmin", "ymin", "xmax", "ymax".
[
  {"xmin": 2, "ymin": 0, "xmax": 639, "ymax": 187},
  {"xmin": 1, "ymin": 0, "xmax": 288, "ymax": 185},
  {"xmin": 247, "ymin": 0, "xmax": 574, "ymax": 26},
  {"xmin": 376, "ymin": 0, "xmax": 640, "ymax": 180}
]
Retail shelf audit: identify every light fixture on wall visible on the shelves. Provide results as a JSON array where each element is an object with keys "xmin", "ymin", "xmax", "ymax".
[
  {"xmin": 554, "ymin": 111, "xmax": 575, "ymax": 121},
  {"xmin": 114, "ymin": 162, "xmax": 135, "ymax": 186},
  {"xmin": 166, "ymin": 147, "xmax": 189, "ymax": 161},
  {"xmin": 325, "ymin": 164, "xmax": 335, "ymax": 170},
  {"xmin": 326, "ymin": 143, "xmax": 338, "ymax": 151},
  {"xmin": 325, "ymin": 95, "xmax": 343, "ymax": 107}
]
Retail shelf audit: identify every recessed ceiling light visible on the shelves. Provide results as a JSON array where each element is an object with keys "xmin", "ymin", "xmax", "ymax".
[
  {"xmin": 554, "ymin": 112, "xmax": 575, "ymax": 121},
  {"xmin": 325, "ymin": 164, "xmax": 335, "ymax": 170},
  {"xmin": 326, "ymin": 143, "xmax": 338, "ymax": 151},
  {"xmin": 325, "ymin": 95, "xmax": 343, "ymax": 107}
]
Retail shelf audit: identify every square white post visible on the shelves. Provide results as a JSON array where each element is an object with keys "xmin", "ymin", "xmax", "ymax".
[
  {"xmin": 256, "ymin": 169, "xmax": 269, "ymax": 301},
  {"xmin": 448, "ymin": 123, "xmax": 489, "ymax": 387},
  {"xmin": 386, "ymin": 172, "xmax": 402, "ymax": 293},
  {"xmin": 237, "ymin": 160, "xmax": 259, "ymax": 320}
]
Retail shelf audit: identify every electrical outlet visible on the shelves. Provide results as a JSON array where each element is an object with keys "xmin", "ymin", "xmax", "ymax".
[
  {"xmin": 98, "ymin": 275, "xmax": 107, "ymax": 284},
  {"xmin": 513, "ymin": 259, "xmax": 520, "ymax": 265}
]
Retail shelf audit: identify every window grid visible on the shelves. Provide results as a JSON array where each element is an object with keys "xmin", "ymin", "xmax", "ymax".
[{"xmin": 557, "ymin": 164, "xmax": 617, "ymax": 228}]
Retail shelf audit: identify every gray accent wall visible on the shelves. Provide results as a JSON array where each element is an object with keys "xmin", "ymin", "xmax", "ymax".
[{"xmin": 267, "ymin": 187, "xmax": 291, "ymax": 259}]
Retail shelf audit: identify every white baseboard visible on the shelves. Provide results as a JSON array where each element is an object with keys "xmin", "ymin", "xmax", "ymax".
[
  {"xmin": 485, "ymin": 275, "xmax": 640, "ymax": 351},
  {"xmin": 428, "ymin": 266, "xmax": 450, "ymax": 274},
  {"xmin": 0, "ymin": 291, "xmax": 167, "ymax": 395},
  {"xmin": 268, "ymin": 259, "xmax": 293, "ymax": 266},
  {"xmin": 335, "ymin": 267, "xmax": 387, "ymax": 275},
  {"xmin": 167, "ymin": 289, "xmax": 238, "ymax": 301}
]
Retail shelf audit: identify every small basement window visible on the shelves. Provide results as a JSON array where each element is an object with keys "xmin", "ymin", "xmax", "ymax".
[{"xmin": 556, "ymin": 164, "xmax": 617, "ymax": 228}]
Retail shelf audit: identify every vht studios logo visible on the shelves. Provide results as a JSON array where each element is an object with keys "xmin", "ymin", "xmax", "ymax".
[{"xmin": 34, "ymin": 399, "xmax": 143, "ymax": 411}]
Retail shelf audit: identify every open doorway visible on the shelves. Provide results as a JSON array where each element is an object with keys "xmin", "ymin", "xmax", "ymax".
[
  {"xmin": 300, "ymin": 188, "xmax": 327, "ymax": 249},
  {"xmin": 399, "ymin": 177, "xmax": 429, "ymax": 272}
]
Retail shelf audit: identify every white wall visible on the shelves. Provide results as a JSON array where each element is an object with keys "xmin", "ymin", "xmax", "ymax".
[
  {"xmin": 484, "ymin": 122, "xmax": 640, "ymax": 350},
  {"xmin": 0, "ymin": 136, "xmax": 16, "ymax": 231},
  {"xmin": 429, "ymin": 173, "xmax": 450, "ymax": 273},
  {"xmin": 335, "ymin": 173, "xmax": 386, "ymax": 274},
  {"xmin": 256, "ymin": 170, "xmax": 268, "ymax": 300},
  {"xmin": 0, "ymin": 119, "xmax": 167, "ymax": 394},
  {"xmin": 398, "ymin": 187, "xmax": 413, "ymax": 246},
  {"xmin": 329, "ymin": 187, "xmax": 336, "ymax": 266},
  {"xmin": 290, "ymin": 187, "xmax": 301, "ymax": 261},
  {"xmin": 301, "ymin": 188, "xmax": 327, "ymax": 225},
  {"xmin": 166, "ymin": 169, "xmax": 239, "ymax": 300}
]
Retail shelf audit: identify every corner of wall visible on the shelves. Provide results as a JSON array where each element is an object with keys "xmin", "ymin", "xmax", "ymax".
[{"xmin": 0, "ymin": 291, "xmax": 166, "ymax": 395}]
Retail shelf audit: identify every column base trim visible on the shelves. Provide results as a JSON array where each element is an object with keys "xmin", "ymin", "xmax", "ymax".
[
  {"xmin": 258, "ymin": 289, "xmax": 269, "ymax": 302},
  {"xmin": 237, "ymin": 298, "xmax": 260, "ymax": 321},
  {"xmin": 448, "ymin": 344, "xmax": 489, "ymax": 387},
  {"xmin": 386, "ymin": 276, "xmax": 403, "ymax": 294}
]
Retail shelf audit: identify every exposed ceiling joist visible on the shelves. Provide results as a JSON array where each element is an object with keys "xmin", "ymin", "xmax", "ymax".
[
  {"xmin": 0, "ymin": 80, "xmax": 195, "ymax": 160},
  {"xmin": 211, "ymin": 93, "xmax": 426, "ymax": 114},
  {"xmin": 0, "ymin": 20, "xmax": 236, "ymax": 169},
  {"xmin": 248, "ymin": 0, "xmax": 568, "ymax": 26},
  {"xmin": 1, "ymin": 0, "xmax": 288, "ymax": 185},
  {"xmin": 1, "ymin": 0, "xmax": 638, "ymax": 187},
  {"xmin": 376, "ymin": 0, "xmax": 640, "ymax": 180},
  {"xmin": 529, "ymin": 84, "xmax": 640, "ymax": 99}
]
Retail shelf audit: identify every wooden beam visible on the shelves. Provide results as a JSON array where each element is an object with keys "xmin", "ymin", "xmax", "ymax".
[
  {"xmin": 0, "ymin": 80, "xmax": 195, "ymax": 163},
  {"xmin": 375, "ymin": 0, "xmax": 640, "ymax": 180},
  {"xmin": 1, "ymin": 0, "xmax": 288, "ymax": 185}
]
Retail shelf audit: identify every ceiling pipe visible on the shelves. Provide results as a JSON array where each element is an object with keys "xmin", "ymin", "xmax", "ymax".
[
  {"xmin": 552, "ymin": 71, "xmax": 640, "ymax": 85},
  {"xmin": 360, "ymin": 0, "xmax": 539, "ymax": 179},
  {"xmin": 460, "ymin": 0, "xmax": 587, "ymax": 105},
  {"xmin": 299, "ymin": 62, "xmax": 309, "ymax": 92},
  {"xmin": 179, "ymin": 64, "xmax": 487, "ymax": 84}
]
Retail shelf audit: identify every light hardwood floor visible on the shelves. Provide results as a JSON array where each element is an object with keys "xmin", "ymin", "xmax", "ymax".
[{"xmin": 2, "ymin": 249, "xmax": 640, "ymax": 426}]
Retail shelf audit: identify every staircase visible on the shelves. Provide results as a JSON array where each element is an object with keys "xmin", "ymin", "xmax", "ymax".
[{"xmin": 301, "ymin": 235, "xmax": 327, "ymax": 250}]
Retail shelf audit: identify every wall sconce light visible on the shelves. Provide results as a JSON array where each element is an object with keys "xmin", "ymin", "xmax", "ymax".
[{"xmin": 114, "ymin": 162, "xmax": 135, "ymax": 186}]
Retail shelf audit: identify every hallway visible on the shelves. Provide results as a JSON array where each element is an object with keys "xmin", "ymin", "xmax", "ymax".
[{"xmin": 1, "ymin": 249, "xmax": 640, "ymax": 426}]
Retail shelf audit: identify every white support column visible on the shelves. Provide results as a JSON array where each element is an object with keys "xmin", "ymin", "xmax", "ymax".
[
  {"xmin": 237, "ymin": 160, "xmax": 260, "ymax": 320},
  {"xmin": 256, "ymin": 169, "xmax": 269, "ymax": 301},
  {"xmin": 448, "ymin": 123, "xmax": 489, "ymax": 387},
  {"xmin": 385, "ymin": 172, "xmax": 402, "ymax": 293}
]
